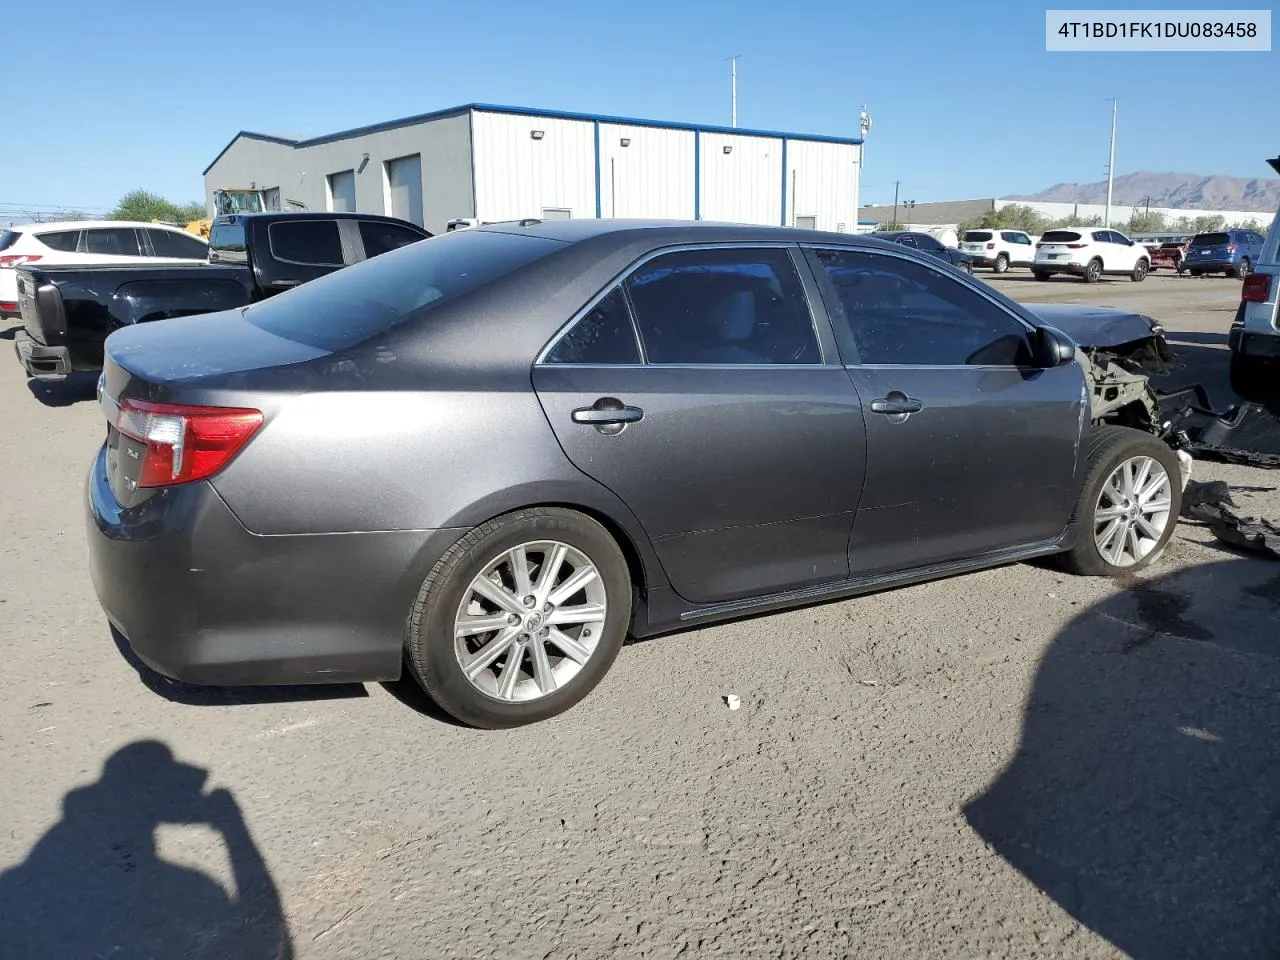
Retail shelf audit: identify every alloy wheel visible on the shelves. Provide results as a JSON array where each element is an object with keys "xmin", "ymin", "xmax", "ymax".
[
  {"xmin": 453, "ymin": 540, "xmax": 608, "ymax": 702},
  {"xmin": 1093, "ymin": 456, "xmax": 1173, "ymax": 567}
]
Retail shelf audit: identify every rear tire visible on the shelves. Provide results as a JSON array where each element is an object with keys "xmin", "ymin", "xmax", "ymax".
[
  {"xmin": 1033, "ymin": 270, "xmax": 1052, "ymax": 281},
  {"xmin": 1233, "ymin": 258, "xmax": 1251, "ymax": 279},
  {"xmin": 1131, "ymin": 258, "xmax": 1149, "ymax": 282},
  {"xmin": 1229, "ymin": 351, "xmax": 1272, "ymax": 403},
  {"xmin": 1190, "ymin": 269, "xmax": 1204, "ymax": 277},
  {"xmin": 405, "ymin": 507, "xmax": 633, "ymax": 728},
  {"xmin": 1083, "ymin": 258, "xmax": 1103, "ymax": 283},
  {"xmin": 993, "ymin": 253, "xmax": 1009, "ymax": 274},
  {"xmin": 1055, "ymin": 426, "xmax": 1182, "ymax": 577}
]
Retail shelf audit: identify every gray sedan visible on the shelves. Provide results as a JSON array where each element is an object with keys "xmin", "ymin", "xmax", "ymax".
[{"xmin": 87, "ymin": 220, "xmax": 1183, "ymax": 727}]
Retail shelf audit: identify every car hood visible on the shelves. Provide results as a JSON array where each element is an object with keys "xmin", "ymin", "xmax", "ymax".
[{"xmin": 1020, "ymin": 303, "xmax": 1161, "ymax": 350}]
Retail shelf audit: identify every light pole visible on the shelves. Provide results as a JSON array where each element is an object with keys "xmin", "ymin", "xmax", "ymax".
[
  {"xmin": 726, "ymin": 55, "xmax": 741, "ymax": 127},
  {"xmin": 892, "ymin": 180, "xmax": 900, "ymax": 228},
  {"xmin": 1104, "ymin": 97, "xmax": 1118, "ymax": 227},
  {"xmin": 904, "ymin": 200, "xmax": 917, "ymax": 228}
]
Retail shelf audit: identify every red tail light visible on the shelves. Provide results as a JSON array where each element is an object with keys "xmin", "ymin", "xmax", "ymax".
[
  {"xmin": 0, "ymin": 301, "xmax": 17, "ymax": 313},
  {"xmin": 1066, "ymin": 243, "xmax": 1087, "ymax": 249},
  {"xmin": 985, "ymin": 242, "xmax": 995, "ymax": 250},
  {"xmin": 1242, "ymin": 273, "xmax": 1272, "ymax": 303},
  {"xmin": 1227, "ymin": 243, "xmax": 1238, "ymax": 253},
  {"xmin": 0, "ymin": 254, "xmax": 42, "ymax": 268},
  {"xmin": 113, "ymin": 398, "xmax": 263, "ymax": 487}
]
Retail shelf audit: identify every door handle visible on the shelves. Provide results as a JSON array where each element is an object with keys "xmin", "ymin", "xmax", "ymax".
[
  {"xmin": 572, "ymin": 397, "xmax": 643, "ymax": 434},
  {"xmin": 870, "ymin": 395, "xmax": 923, "ymax": 415}
]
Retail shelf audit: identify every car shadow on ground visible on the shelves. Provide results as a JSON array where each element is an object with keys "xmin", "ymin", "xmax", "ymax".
[
  {"xmin": 110, "ymin": 625, "xmax": 369, "ymax": 707},
  {"xmin": 0, "ymin": 740, "xmax": 294, "ymax": 959},
  {"xmin": 964, "ymin": 557, "xmax": 1280, "ymax": 959},
  {"xmin": 0, "ymin": 323, "xmax": 20, "ymax": 341},
  {"xmin": 25, "ymin": 370, "xmax": 99, "ymax": 407}
]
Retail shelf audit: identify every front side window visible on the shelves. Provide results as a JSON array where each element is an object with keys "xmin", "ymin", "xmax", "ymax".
[
  {"xmin": 812, "ymin": 247, "xmax": 1035, "ymax": 367},
  {"xmin": 622, "ymin": 247, "xmax": 820, "ymax": 365},
  {"xmin": 269, "ymin": 220, "xmax": 344, "ymax": 266},
  {"xmin": 544, "ymin": 288, "xmax": 641, "ymax": 364},
  {"xmin": 358, "ymin": 221, "xmax": 426, "ymax": 259},
  {"xmin": 83, "ymin": 228, "xmax": 141, "ymax": 256}
]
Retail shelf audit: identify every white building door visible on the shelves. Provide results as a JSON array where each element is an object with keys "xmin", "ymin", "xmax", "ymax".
[
  {"xmin": 327, "ymin": 170, "xmax": 356, "ymax": 212},
  {"xmin": 386, "ymin": 155, "xmax": 424, "ymax": 226}
]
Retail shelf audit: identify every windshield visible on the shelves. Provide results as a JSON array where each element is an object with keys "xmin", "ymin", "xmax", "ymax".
[
  {"xmin": 963, "ymin": 231, "xmax": 993, "ymax": 242},
  {"xmin": 214, "ymin": 191, "xmax": 265, "ymax": 216},
  {"xmin": 1192, "ymin": 232, "xmax": 1230, "ymax": 246},
  {"xmin": 243, "ymin": 229, "xmax": 564, "ymax": 352},
  {"xmin": 1041, "ymin": 230, "xmax": 1082, "ymax": 243}
]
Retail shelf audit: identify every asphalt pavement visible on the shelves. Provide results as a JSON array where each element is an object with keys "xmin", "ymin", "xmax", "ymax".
[{"xmin": 1, "ymin": 272, "xmax": 1277, "ymax": 959}]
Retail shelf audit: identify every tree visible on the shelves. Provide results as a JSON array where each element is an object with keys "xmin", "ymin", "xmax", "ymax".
[
  {"xmin": 1127, "ymin": 211, "xmax": 1167, "ymax": 233},
  {"xmin": 1228, "ymin": 218, "xmax": 1262, "ymax": 230},
  {"xmin": 957, "ymin": 203, "xmax": 1050, "ymax": 238},
  {"xmin": 1190, "ymin": 214, "xmax": 1225, "ymax": 232},
  {"xmin": 107, "ymin": 189, "xmax": 206, "ymax": 224}
]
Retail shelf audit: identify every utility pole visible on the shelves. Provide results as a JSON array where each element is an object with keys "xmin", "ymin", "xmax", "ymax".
[
  {"xmin": 892, "ymin": 180, "xmax": 900, "ymax": 227},
  {"xmin": 1104, "ymin": 97, "xmax": 1118, "ymax": 227},
  {"xmin": 726, "ymin": 55, "xmax": 741, "ymax": 127}
]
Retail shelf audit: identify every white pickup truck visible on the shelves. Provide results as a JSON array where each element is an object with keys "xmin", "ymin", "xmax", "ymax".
[{"xmin": 1227, "ymin": 154, "xmax": 1280, "ymax": 401}]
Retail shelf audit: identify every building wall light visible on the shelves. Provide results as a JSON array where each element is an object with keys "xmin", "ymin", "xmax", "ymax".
[
  {"xmin": 620, "ymin": 138, "xmax": 631, "ymax": 147},
  {"xmin": 723, "ymin": 145, "xmax": 733, "ymax": 154},
  {"xmin": 531, "ymin": 130, "xmax": 545, "ymax": 140}
]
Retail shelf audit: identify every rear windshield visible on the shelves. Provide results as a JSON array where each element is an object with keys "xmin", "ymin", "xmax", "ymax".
[
  {"xmin": 0, "ymin": 230, "xmax": 20, "ymax": 252},
  {"xmin": 1041, "ymin": 230, "xmax": 1082, "ymax": 243},
  {"xmin": 209, "ymin": 221, "xmax": 247, "ymax": 263},
  {"xmin": 243, "ymin": 229, "xmax": 564, "ymax": 351},
  {"xmin": 1192, "ymin": 232, "xmax": 1230, "ymax": 246},
  {"xmin": 963, "ymin": 231, "xmax": 993, "ymax": 242}
]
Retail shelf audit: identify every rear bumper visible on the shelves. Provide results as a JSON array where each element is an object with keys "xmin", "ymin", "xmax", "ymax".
[
  {"xmin": 85, "ymin": 445, "xmax": 462, "ymax": 686},
  {"xmin": 1229, "ymin": 328, "xmax": 1280, "ymax": 359},
  {"xmin": 1185, "ymin": 259, "xmax": 1236, "ymax": 271},
  {"xmin": 13, "ymin": 329, "xmax": 71, "ymax": 380}
]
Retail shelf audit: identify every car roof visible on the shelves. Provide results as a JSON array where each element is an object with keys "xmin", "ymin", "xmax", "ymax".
[
  {"xmin": 228, "ymin": 211, "xmax": 427, "ymax": 226},
  {"xmin": 14, "ymin": 220, "xmax": 196, "ymax": 232},
  {"xmin": 480, "ymin": 219, "xmax": 901, "ymax": 249}
]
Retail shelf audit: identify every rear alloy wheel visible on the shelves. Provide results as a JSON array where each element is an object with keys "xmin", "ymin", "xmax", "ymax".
[
  {"xmin": 1131, "ymin": 258, "xmax": 1149, "ymax": 282},
  {"xmin": 406, "ymin": 507, "xmax": 632, "ymax": 728},
  {"xmin": 993, "ymin": 253, "xmax": 1009, "ymax": 274},
  {"xmin": 1234, "ymin": 258, "xmax": 1251, "ymax": 280},
  {"xmin": 1083, "ymin": 258, "xmax": 1103, "ymax": 283},
  {"xmin": 1055, "ymin": 426, "xmax": 1182, "ymax": 576}
]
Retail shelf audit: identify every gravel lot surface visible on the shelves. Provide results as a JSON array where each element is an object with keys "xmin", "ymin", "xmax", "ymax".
[{"xmin": 1, "ymin": 272, "xmax": 1277, "ymax": 959}]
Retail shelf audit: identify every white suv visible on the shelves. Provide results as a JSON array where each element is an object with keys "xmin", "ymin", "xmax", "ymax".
[
  {"xmin": 1033, "ymin": 227, "xmax": 1150, "ymax": 283},
  {"xmin": 959, "ymin": 229, "xmax": 1037, "ymax": 273},
  {"xmin": 1227, "ymin": 154, "xmax": 1280, "ymax": 400},
  {"xmin": 0, "ymin": 220, "xmax": 209, "ymax": 319}
]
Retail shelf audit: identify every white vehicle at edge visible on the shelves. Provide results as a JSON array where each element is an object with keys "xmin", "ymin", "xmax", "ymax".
[
  {"xmin": 959, "ymin": 228, "xmax": 1038, "ymax": 273},
  {"xmin": 1227, "ymin": 153, "xmax": 1280, "ymax": 400},
  {"xmin": 1033, "ymin": 226, "xmax": 1150, "ymax": 283},
  {"xmin": 0, "ymin": 220, "xmax": 209, "ymax": 319}
]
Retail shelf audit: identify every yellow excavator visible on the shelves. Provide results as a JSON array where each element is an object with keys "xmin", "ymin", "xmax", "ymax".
[{"xmin": 170, "ymin": 188, "xmax": 306, "ymax": 240}]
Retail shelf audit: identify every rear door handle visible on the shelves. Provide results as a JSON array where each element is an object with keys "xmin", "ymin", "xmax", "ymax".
[
  {"xmin": 572, "ymin": 397, "xmax": 643, "ymax": 434},
  {"xmin": 870, "ymin": 396, "xmax": 923, "ymax": 415}
]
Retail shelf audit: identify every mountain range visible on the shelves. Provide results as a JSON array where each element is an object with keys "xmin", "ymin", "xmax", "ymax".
[{"xmin": 1007, "ymin": 171, "xmax": 1279, "ymax": 212}]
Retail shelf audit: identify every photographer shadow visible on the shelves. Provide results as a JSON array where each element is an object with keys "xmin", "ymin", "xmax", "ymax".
[
  {"xmin": 0, "ymin": 741, "xmax": 293, "ymax": 959},
  {"xmin": 964, "ymin": 558, "xmax": 1280, "ymax": 958}
]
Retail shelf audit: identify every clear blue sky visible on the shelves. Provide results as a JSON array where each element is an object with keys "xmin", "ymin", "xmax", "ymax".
[{"xmin": 5, "ymin": 0, "xmax": 1274, "ymax": 219}]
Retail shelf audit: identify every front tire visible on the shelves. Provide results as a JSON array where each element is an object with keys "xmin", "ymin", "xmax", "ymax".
[
  {"xmin": 1131, "ymin": 258, "xmax": 1149, "ymax": 282},
  {"xmin": 1055, "ymin": 426, "xmax": 1182, "ymax": 577},
  {"xmin": 1083, "ymin": 258, "xmax": 1103, "ymax": 283},
  {"xmin": 406, "ymin": 507, "xmax": 633, "ymax": 728}
]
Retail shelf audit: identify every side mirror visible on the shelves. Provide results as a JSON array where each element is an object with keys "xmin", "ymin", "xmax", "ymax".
[{"xmin": 1035, "ymin": 325, "xmax": 1076, "ymax": 367}]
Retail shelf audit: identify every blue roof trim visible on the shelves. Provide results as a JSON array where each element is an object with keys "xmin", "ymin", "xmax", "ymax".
[
  {"xmin": 202, "ymin": 131, "xmax": 301, "ymax": 176},
  {"xmin": 204, "ymin": 102, "xmax": 863, "ymax": 176}
]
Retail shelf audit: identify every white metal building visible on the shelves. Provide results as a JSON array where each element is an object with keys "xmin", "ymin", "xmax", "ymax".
[{"xmin": 203, "ymin": 104, "xmax": 864, "ymax": 236}]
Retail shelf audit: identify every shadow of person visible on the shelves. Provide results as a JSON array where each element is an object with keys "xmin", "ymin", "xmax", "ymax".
[
  {"xmin": 964, "ymin": 558, "xmax": 1280, "ymax": 959},
  {"xmin": 0, "ymin": 741, "xmax": 293, "ymax": 959}
]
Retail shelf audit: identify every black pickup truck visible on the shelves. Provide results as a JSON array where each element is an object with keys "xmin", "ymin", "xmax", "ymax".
[{"xmin": 12, "ymin": 211, "xmax": 431, "ymax": 380}]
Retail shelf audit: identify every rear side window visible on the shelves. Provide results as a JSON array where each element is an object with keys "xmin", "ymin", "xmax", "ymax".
[
  {"xmin": 964, "ymin": 231, "xmax": 993, "ymax": 242},
  {"xmin": 243, "ymin": 228, "xmax": 563, "ymax": 351},
  {"xmin": 0, "ymin": 230, "xmax": 21, "ymax": 252},
  {"xmin": 813, "ymin": 247, "xmax": 1034, "ymax": 367},
  {"xmin": 1041, "ymin": 230, "xmax": 1082, "ymax": 243},
  {"xmin": 544, "ymin": 288, "xmax": 641, "ymax": 364},
  {"xmin": 1193, "ymin": 232, "xmax": 1230, "ymax": 246},
  {"xmin": 36, "ymin": 230, "xmax": 79, "ymax": 252},
  {"xmin": 269, "ymin": 220, "xmax": 343, "ymax": 265},
  {"xmin": 209, "ymin": 221, "xmax": 247, "ymax": 263},
  {"xmin": 623, "ymin": 247, "xmax": 820, "ymax": 365},
  {"xmin": 147, "ymin": 228, "xmax": 208, "ymax": 259},
  {"xmin": 358, "ymin": 221, "xmax": 426, "ymax": 258},
  {"xmin": 83, "ymin": 228, "xmax": 142, "ymax": 256}
]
